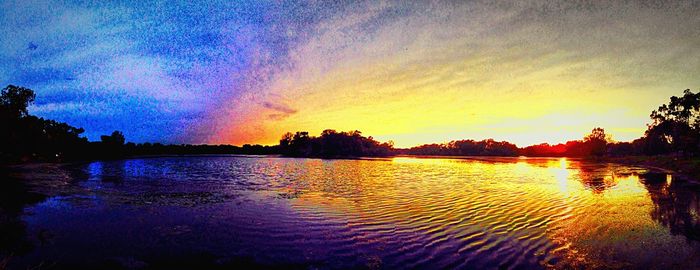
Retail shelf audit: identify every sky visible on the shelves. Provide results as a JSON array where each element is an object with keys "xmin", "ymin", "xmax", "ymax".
[{"xmin": 1, "ymin": 0, "xmax": 699, "ymax": 148}]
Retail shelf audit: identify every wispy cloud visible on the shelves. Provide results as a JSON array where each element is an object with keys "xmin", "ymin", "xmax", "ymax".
[
  {"xmin": 261, "ymin": 101, "xmax": 297, "ymax": 115},
  {"xmin": 227, "ymin": 0, "xmax": 700, "ymax": 146},
  {"xmin": 2, "ymin": 0, "xmax": 699, "ymax": 146},
  {"xmin": 260, "ymin": 99, "xmax": 298, "ymax": 122}
]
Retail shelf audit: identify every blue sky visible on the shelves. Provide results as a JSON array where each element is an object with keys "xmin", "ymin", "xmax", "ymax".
[
  {"xmin": 1, "ymin": 0, "xmax": 340, "ymax": 142},
  {"xmin": 2, "ymin": 1, "xmax": 699, "ymax": 146}
]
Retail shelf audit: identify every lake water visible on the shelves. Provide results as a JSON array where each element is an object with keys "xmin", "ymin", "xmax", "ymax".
[{"xmin": 2, "ymin": 156, "xmax": 700, "ymax": 269}]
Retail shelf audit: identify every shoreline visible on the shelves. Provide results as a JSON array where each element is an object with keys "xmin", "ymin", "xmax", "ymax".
[
  {"xmin": 399, "ymin": 154, "xmax": 700, "ymax": 181},
  {"xmin": 599, "ymin": 155, "xmax": 700, "ymax": 181},
  {"xmin": 4, "ymin": 154, "xmax": 698, "ymax": 182}
]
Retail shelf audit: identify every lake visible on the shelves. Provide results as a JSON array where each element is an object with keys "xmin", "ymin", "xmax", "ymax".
[{"xmin": 2, "ymin": 156, "xmax": 700, "ymax": 269}]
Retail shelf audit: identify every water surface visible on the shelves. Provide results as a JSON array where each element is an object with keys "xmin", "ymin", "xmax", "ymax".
[{"xmin": 2, "ymin": 156, "xmax": 700, "ymax": 269}]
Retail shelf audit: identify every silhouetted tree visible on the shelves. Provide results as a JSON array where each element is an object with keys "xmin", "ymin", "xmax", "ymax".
[
  {"xmin": 583, "ymin": 127, "xmax": 609, "ymax": 156},
  {"xmin": 94, "ymin": 131, "xmax": 126, "ymax": 158},
  {"xmin": 0, "ymin": 85, "xmax": 35, "ymax": 119},
  {"xmin": 645, "ymin": 89, "xmax": 700, "ymax": 156},
  {"xmin": 520, "ymin": 142, "xmax": 568, "ymax": 157},
  {"xmin": 278, "ymin": 130, "xmax": 393, "ymax": 157},
  {"xmin": 5, "ymin": 84, "xmax": 700, "ymax": 162},
  {"xmin": 404, "ymin": 139, "xmax": 518, "ymax": 156},
  {"xmin": 280, "ymin": 132, "xmax": 293, "ymax": 147},
  {"xmin": 101, "ymin": 131, "xmax": 125, "ymax": 146},
  {"xmin": 1, "ymin": 85, "xmax": 90, "ymax": 162},
  {"xmin": 0, "ymin": 85, "xmax": 282, "ymax": 162}
]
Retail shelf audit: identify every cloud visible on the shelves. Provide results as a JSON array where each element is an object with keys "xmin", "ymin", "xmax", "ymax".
[
  {"xmin": 3, "ymin": 0, "xmax": 700, "ymax": 146},
  {"xmin": 260, "ymin": 100, "xmax": 297, "ymax": 122},
  {"xmin": 267, "ymin": 113, "xmax": 292, "ymax": 121},
  {"xmin": 261, "ymin": 101, "xmax": 297, "ymax": 114},
  {"xmin": 227, "ymin": 0, "xmax": 700, "ymax": 146},
  {"xmin": 0, "ymin": 0, "xmax": 217, "ymax": 142},
  {"xmin": 31, "ymin": 101, "xmax": 114, "ymax": 117}
]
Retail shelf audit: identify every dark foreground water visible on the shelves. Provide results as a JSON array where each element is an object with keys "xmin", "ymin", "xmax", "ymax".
[{"xmin": 1, "ymin": 156, "xmax": 700, "ymax": 269}]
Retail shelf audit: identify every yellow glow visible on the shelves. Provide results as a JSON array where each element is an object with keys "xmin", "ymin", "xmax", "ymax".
[
  {"xmin": 273, "ymin": 156, "xmax": 690, "ymax": 268},
  {"xmin": 217, "ymin": 49, "xmax": 658, "ymax": 147},
  {"xmin": 552, "ymin": 158, "xmax": 570, "ymax": 193},
  {"xmin": 210, "ymin": 2, "xmax": 699, "ymax": 147},
  {"xmin": 559, "ymin": 158, "xmax": 568, "ymax": 169}
]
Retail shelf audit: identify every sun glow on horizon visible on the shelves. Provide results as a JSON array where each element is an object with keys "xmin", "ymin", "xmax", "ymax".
[
  {"xmin": 8, "ymin": 1, "xmax": 696, "ymax": 145},
  {"xmin": 207, "ymin": 2, "xmax": 696, "ymax": 148}
]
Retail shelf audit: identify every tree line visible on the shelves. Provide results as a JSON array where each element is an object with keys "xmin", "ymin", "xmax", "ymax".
[
  {"xmin": 0, "ymin": 85, "xmax": 277, "ymax": 163},
  {"xmin": 398, "ymin": 139, "xmax": 519, "ymax": 156},
  {"xmin": 2, "ymin": 84, "xmax": 699, "ymax": 162},
  {"xmin": 518, "ymin": 127, "xmax": 610, "ymax": 157},
  {"xmin": 278, "ymin": 130, "xmax": 393, "ymax": 158},
  {"xmin": 522, "ymin": 90, "xmax": 700, "ymax": 157},
  {"xmin": 403, "ymin": 90, "xmax": 700, "ymax": 157},
  {"xmin": 398, "ymin": 128, "xmax": 608, "ymax": 157},
  {"xmin": 278, "ymin": 88, "xmax": 700, "ymax": 158}
]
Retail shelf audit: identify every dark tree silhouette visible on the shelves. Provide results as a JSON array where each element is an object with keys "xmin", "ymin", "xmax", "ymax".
[
  {"xmin": 583, "ymin": 127, "xmax": 609, "ymax": 156},
  {"xmin": 644, "ymin": 89, "xmax": 700, "ymax": 156},
  {"xmin": 0, "ymin": 85, "xmax": 279, "ymax": 163},
  {"xmin": 402, "ymin": 139, "xmax": 519, "ymax": 156},
  {"xmin": 1, "ymin": 85, "xmax": 89, "ymax": 162},
  {"xmin": 279, "ymin": 130, "xmax": 393, "ymax": 158},
  {"xmin": 101, "ymin": 131, "xmax": 126, "ymax": 146},
  {"xmin": 279, "ymin": 132, "xmax": 293, "ymax": 147},
  {"xmin": 3, "ymin": 84, "xmax": 700, "ymax": 162},
  {"xmin": 0, "ymin": 85, "xmax": 35, "ymax": 118}
]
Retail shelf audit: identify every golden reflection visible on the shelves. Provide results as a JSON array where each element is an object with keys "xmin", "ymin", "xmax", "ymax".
[
  {"xmin": 513, "ymin": 159, "xmax": 531, "ymax": 175},
  {"xmin": 271, "ymin": 157, "xmax": 700, "ymax": 268},
  {"xmin": 391, "ymin": 156, "xmax": 456, "ymax": 165},
  {"xmin": 559, "ymin": 157, "xmax": 567, "ymax": 169},
  {"xmin": 551, "ymin": 157, "xmax": 571, "ymax": 193}
]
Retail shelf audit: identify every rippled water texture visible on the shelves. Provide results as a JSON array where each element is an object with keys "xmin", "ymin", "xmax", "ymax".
[{"xmin": 3, "ymin": 156, "xmax": 700, "ymax": 269}]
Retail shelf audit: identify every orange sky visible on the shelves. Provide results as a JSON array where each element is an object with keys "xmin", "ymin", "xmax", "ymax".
[{"xmin": 208, "ymin": 1, "xmax": 700, "ymax": 148}]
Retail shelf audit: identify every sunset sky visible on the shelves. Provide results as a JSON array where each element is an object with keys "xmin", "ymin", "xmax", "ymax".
[{"xmin": 2, "ymin": 1, "xmax": 699, "ymax": 147}]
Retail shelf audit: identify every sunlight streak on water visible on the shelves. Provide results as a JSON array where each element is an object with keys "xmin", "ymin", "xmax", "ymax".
[{"xmin": 9, "ymin": 156, "xmax": 700, "ymax": 269}]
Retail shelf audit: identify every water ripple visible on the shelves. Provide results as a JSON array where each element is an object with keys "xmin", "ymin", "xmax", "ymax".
[{"xmin": 10, "ymin": 156, "xmax": 700, "ymax": 269}]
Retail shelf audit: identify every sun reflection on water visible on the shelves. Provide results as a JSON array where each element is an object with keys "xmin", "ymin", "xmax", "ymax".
[
  {"xmin": 16, "ymin": 156, "xmax": 700, "ymax": 269},
  {"xmin": 552, "ymin": 157, "xmax": 570, "ymax": 193},
  {"xmin": 281, "ymin": 156, "xmax": 697, "ymax": 268}
]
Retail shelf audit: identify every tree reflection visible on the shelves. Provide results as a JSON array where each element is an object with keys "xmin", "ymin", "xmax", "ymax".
[
  {"xmin": 516, "ymin": 158, "xmax": 619, "ymax": 194},
  {"xmin": 0, "ymin": 168, "xmax": 47, "ymax": 267},
  {"xmin": 515, "ymin": 158, "xmax": 700, "ymax": 241},
  {"xmin": 575, "ymin": 164, "xmax": 619, "ymax": 194},
  {"xmin": 86, "ymin": 160, "xmax": 127, "ymax": 183},
  {"xmin": 641, "ymin": 174, "xmax": 700, "ymax": 241}
]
